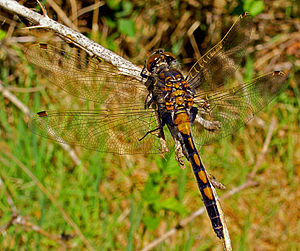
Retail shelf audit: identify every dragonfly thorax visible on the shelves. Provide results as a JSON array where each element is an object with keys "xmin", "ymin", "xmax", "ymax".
[
  {"xmin": 142, "ymin": 55, "xmax": 196, "ymax": 125},
  {"xmin": 160, "ymin": 69, "xmax": 194, "ymax": 113}
]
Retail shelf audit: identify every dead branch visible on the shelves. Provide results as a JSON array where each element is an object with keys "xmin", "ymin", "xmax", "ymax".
[
  {"xmin": 0, "ymin": 0, "xmax": 141, "ymax": 79},
  {"xmin": 207, "ymin": 166, "xmax": 232, "ymax": 250},
  {"xmin": 248, "ymin": 117, "xmax": 277, "ymax": 179}
]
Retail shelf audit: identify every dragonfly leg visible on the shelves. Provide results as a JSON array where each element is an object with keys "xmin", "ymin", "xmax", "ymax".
[
  {"xmin": 139, "ymin": 111, "xmax": 173, "ymax": 141},
  {"xmin": 208, "ymin": 173, "xmax": 226, "ymax": 190},
  {"xmin": 138, "ymin": 126, "xmax": 162, "ymax": 141},
  {"xmin": 140, "ymin": 62, "xmax": 148, "ymax": 79},
  {"xmin": 195, "ymin": 114, "xmax": 221, "ymax": 131},
  {"xmin": 141, "ymin": 64, "xmax": 157, "ymax": 90},
  {"xmin": 154, "ymin": 110, "xmax": 169, "ymax": 153},
  {"xmin": 144, "ymin": 93, "xmax": 154, "ymax": 109},
  {"xmin": 174, "ymin": 139, "xmax": 186, "ymax": 169}
]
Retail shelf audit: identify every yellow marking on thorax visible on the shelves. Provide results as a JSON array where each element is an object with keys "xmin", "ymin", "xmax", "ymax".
[
  {"xmin": 182, "ymin": 80, "xmax": 189, "ymax": 88},
  {"xmin": 172, "ymin": 90, "xmax": 185, "ymax": 96},
  {"xmin": 166, "ymin": 101, "xmax": 174, "ymax": 110},
  {"xmin": 203, "ymin": 187, "xmax": 214, "ymax": 200},
  {"xmin": 165, "ymin": 81, "xmax": 172, "ymax": 87},
  {"xmin": 174, "ymin": 82, "xmax": 181, "ymax": 89},
  {"xmin": 273, "ymin": 71, "xmax": 285, "ymax": 76},
  {"xmin": 187, "ymin": 97, "xmax": 193, "ymax": 107},
  {"xmin": 175, "ymin": 96, "xmax": 184, "ymax": 105},
  {"xmin": 165, "ymin": 82, "xmax": 172, "ymax": 91}
]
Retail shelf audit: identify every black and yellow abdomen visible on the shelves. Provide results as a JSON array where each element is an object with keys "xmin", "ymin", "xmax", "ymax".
[
  {"xmin": 174, "ymin": 110, "xmax": 223, "ymax": 238},
  {"xmin": 160, "ymin": 68, "xmax": 224, "ymax": 238}
]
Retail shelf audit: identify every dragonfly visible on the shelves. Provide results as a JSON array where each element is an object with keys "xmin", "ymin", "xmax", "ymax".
[{"xmin": 24, "ymin": 12, "xmax": 288, "ymax": 239}]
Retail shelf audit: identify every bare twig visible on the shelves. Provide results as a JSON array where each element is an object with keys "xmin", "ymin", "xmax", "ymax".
[
  {"xmin": 211, "ymin": 186, "xmax": 232, "ymax": 251},
  {"xmin": 69, "ymin": 0, "xmax": 78, "ymax": 27},
  {"xmin": 0, "ymin": 81, "xmax": 81, "ymax": 166},
  {"xmin": 0, "ymin": 0, "xmax": 141, "ymax": 79},
  {"xmin": 45, "ymin": 0, "xmax": 79, "ymax": 31},
  {"xmin": 0, "ymin": 172, "xmax": 18, "ymax": 233},
  {"xmin": 187, "ymin": 20, "xmax": 201, "ymax": 59},
  {"xmin": 0, "ymin": 211, "xmax": 18, "ymax": 234},
  {"xmin": 0, "ymin": 150, "xmax": 93, "ymax": 250},
  {"xmin": 75, "ymin": 1, "xmax": 104, "ymax": 20},
  {"xmin": 13, "ymin": 215, "xmax": 73, "ymax": 247},
  {"xmin": 4, "ymin": 85, "xmax": 44, "ymax": 93},
  {"xmin": 0, "ymin": 81, "xmax": 32, "ymax": 115},
  {"xmin": 206, "ymin": 166, "xmax": 232, "ymax": 250},
  {"xmin": 248, "ymin": 117, "xmax": 277, "ymax": 178}
]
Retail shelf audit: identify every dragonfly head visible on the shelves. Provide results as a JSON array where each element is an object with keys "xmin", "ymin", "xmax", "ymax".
[{"xmin": 146, "ymin": 49, "xmax": 177, "ymax": 74}]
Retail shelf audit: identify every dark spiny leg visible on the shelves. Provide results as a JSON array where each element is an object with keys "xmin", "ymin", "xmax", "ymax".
[
  {"xmin": 141, "ymin": 62, "xmax": 148, "ymax": 79},
  {"xmin": 139, "ymin": 126, "xmax": 163, "ymax": 141},
  {"xmin": 144, "ymin": 94, "xmax": 154, "ymax": 109}
]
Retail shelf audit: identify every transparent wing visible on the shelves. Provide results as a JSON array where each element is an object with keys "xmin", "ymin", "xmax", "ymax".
[
  {"xmin": 24, "ymin": 43, "xmax": 147, "ymax": 105},
  {"xmin": 186, "ymin": 12, "xmax": 253, "ymax": 92},
  {"xmin": 191, "ymin": 71, "xmax": 288, "ymax": 146},
  {"xmin": 31, "ymin": 107, "xmax": 172, "ymax": 154}
]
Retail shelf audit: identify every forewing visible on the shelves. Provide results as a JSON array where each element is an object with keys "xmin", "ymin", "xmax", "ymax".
[
  {"xmin": 186, "ymin": 13, "xmax": 253, "ymax": 92},
  {"xmin": 24, "ymin": 43, "xmax": 147, "ymax": 105},
  {"xmin": 31, "ymin": 107, "xmax": 172, "ymax": 154},
  {"xmin": 192, "ymin": 71, "xmax": 288, "ymax": 146}
]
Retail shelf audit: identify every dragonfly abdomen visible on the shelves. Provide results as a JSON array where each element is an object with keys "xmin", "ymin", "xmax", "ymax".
[{"xmin": 174, "ymin": 111, "xmax": 224, "ymax": 239}]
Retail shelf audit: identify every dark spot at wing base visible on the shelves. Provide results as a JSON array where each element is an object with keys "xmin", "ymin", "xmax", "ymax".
[
  {"xmin": 37, "ymin": 111, "xmax": 48, "ymax": 117},
  {"xmin": 39, "ymin": 43, "xmax": 48, "ymax": 49},
  {"xmin": 273, "ymin": 71, "xmax": 285, "ymax": 76}
]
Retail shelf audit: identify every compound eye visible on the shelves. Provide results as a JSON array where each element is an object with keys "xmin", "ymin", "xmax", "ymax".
[
  {"xmin": 146, "ymin": 53, "xmax": 160, "ymax": 72},
  {"xmin": 164, "ymin": 52, "xmax": 176, "ymax": 63}
]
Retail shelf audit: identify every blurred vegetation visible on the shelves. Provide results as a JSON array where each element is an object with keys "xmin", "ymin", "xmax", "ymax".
[{"xmin": 0, "ymin": 0, "xmax": 299, "ymax": 250}]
